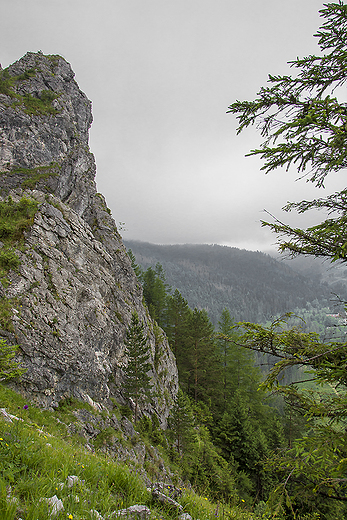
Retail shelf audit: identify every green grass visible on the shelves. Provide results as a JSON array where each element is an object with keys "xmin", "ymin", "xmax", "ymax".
[
  {"xmin": 0, "ymin": 162, "xmax": 60, "ymax": 190},
  {"xmin": 0, "ymin": 298, "xmax": 18, "ymax": 332},
  {"xmin": 0, "ymin": 196, "xmax": 39, "ymax": 330},
  {"xmin": 0, "ymin": 67, "xmax": 60, "ymax": 116},
  {"xmin": 0, "ymin": 384, "xmax": 257, "ymax": 520},
  {"xmin": 0, "ymin": 195, "xmax": 38, "ymax": 272},
  {"xmin": 0, "ymin": 196, "xmax": 38, "ymax": 246}
]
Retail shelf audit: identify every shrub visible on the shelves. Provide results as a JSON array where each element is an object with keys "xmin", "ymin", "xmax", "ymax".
[
  {"xmin": 0, "ymin": 249, "xmax": 20, "ymax": 270},
  {"xmin": 0, "ymin": 338, "xmax": 25, "ymax": 382},
  {"xmin": 0, "ymin": 196, "xmax": 38, "ymax": 245}
]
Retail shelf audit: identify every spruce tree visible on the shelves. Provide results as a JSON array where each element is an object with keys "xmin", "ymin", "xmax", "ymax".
[
  {"xmin": 167, "ymin": 388, "xmax": 193, "ymax": 457},
  {"xmin": 217, "ymin": 309, "xmax": 260, "ymax": 412},
  {"xmin": 228, "ymin": 3, "xmax": 347, "ymax": 513},
  {"xmin": 164, "ymin": 289, "xmax": 191, "ymax": 381},
  {"xmin": 185, "ymin": 308, "xmax": 219, "ymax": 403},
  {"xmin": 0, "ymin": 338, "xmax": 25, "ymax": 381},
  {"xmin": 228, "ymin": 1, "xmax": 347, "ymax": 264},
  {"xmin": 123, "ymin": 312, "xmax": 153, "ymax": 423},
  {"xmin": 142, "ymin": 263, "xmax": 170, "ymax": 325}
]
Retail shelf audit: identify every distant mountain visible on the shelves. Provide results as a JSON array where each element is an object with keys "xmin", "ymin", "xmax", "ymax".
[
  {"xmin": 275, "ymin": 254, "xmax": 347, "ymax": 297},
  {"xmin": 124, "ymin": 241, "xmax": 339, "ymax": 324}
]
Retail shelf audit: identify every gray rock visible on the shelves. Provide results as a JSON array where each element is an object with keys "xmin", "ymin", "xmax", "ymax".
[
  {"xmin": 39, "ymin": 495, "xmax": 64, "ymax": 516},
  {"xmin": 110, "ymin": 505, "xmax": 151, "ymax": 520},
  {"xmin": 0, "ymin": 408, "xmax": 23, "ymax": 423},
  {"xmin": 66, "ymin": 475, "xmax": 80, "ymax": 488},
  {"xmin": 179, "ymin": 514, "xmax": 192, "ymax": 520},
  {"xmin": 151, "ymin": 488, "xmax": 183, "ymax": 511},
  {"xmin": 1, "ymin": 52, "xmax": 178, "ymax": 425},
  {"xmin": 121, "ymin": 416, "xmax": 135, "ymax": 437}
]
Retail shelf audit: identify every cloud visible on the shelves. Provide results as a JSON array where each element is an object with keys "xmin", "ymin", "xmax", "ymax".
[{"xmin": 1, "ymin": 0, "xmax": 342, "ymax": 252}]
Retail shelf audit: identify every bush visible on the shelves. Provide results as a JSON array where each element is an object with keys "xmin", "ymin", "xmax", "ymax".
[
  {"xmin": 0, "ymin": 249, "xmax": 20, "ymax": 270},
  {"xmin": 0, "ymin": 338, "xmax": 24, "ymax": 382}
]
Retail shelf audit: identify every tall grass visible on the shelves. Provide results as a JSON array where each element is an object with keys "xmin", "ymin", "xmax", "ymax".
[{"xmin": 0, "ymin": 384, "xmax": 257, "ymax": 520}]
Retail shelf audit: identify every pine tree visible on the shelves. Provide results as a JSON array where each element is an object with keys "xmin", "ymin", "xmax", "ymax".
[
  {"xmin": 167, "ymin": 388, "xmax": 193, "ymax": 456},
  {"xmin": 217, "ymin": 308, "xmax": 260, "ymax": 412},
  {"xmin": 0, "ymin": 338, "xmax": 25, "ymax": 381},
  {"xmin": 185, "ymin": 308, "xmax": 220, "ymax": 403},
  {"xmin": 142, "ymin": 263, "xmax": 170, "ymax": 325},
  {"xmin": 123, "ymin": 312, "xmax": 153, "ymax": 423},
  {"xmin": 164, "ymin": 289, "xmax": 191, "ymax": 381}
]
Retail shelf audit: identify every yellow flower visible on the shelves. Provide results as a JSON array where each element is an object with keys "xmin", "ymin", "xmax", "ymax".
[{"xmin": 68, "ymin": 515, "xmax": 73, "ymax": 519}]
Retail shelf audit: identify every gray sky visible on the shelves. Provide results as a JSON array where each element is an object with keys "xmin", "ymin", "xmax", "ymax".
[{"xmin": 1, "ymin": 0, "xmax": 345, "ymax": 252}]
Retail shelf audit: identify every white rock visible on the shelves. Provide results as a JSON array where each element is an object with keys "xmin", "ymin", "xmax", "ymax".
[
  {"xmin": 111, "ymin": 505, "xmax": 151, "ymax": 520},
  {"xmin": 66, "ymin": 475, "xmax": 80, "ymax": 488},
  {"xmin": 179, "ymin": 514, "xmax": 192, "ymax": 520},
  {"xmin": 39, "ymin": 495, "xmax": 64, "ymax": 516},
  {"xmin": 0, "ymin": 408, "xmax": 23, "ymax": 423},
  {"xmin": 90, "ymin": 510, "xmax": 104, "ymax": 519}
]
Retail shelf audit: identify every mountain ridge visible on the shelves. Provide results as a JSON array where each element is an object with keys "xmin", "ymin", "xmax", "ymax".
[
  {"xmin": 124, "ymin": 240, "xmax": 338, "ymax": 324},
  {"xmin": 0, "ymin": 52, "xmax": 178, "ymax": 424}
]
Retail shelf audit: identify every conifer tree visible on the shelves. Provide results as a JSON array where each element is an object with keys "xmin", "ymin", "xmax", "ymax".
[
  {"xmin": 167, "ymin": 388, "xmax": 193, "ymax": 456},
  {"xmin": 123, "ymin": 312, "xmax": 153, "ymax": 423},
  {"xmin": 217, "ymin": 309, "xmax": 260, "ymax": 411},
  {"xmin": 127, "ymin": 249, "xmax": 143, "ymax": 278},
  {"xmin": 142, "ymin": 263, "xmax": 170, "ymax": 325},
  {"xmin": 185, "ymin": 308, "xmax": 219, "ymax": 403},
  {"xmin": 164, "ymin": 289, "xmax": 191, "ymax": 381},
  {"xmin": 0, "ymin": 338, "xmax": 25, "ymax": 381},
  {"xmin": 228, "ymin": 2, "xmax": 347, "ymax": 513},
  {"xmin": 228, "ymin": 1, "xmax": 347, "ymax": 264}
]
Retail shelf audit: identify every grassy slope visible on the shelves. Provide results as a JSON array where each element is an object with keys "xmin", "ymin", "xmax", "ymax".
[{"xmin": 0, "ymin": 384, "xmax": 255, "ymax": 520}]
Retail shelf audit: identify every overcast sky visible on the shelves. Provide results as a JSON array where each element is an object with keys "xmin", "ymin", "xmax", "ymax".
[{"xmin": 1, "ymin": 0, "xmax": 345, "ymax": 252}]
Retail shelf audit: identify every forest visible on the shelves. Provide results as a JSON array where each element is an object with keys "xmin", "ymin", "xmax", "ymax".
[
  {"xmin": 126, "ymin": 255, "xmax": 288, "ymax": 507},
  {"xmin": 124, "ymin": 240, "xmax": 346, "ymax": 326},
  {"xmin": 125, "ymin": 2, "xmax": 347, "ymax": 518},
  {"xmin": 124, "ymin": 255, "xmax": 346, "ymax": 519}
]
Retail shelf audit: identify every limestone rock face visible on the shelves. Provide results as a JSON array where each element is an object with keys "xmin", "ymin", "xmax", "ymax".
[{"xmin": 0, "ymin": 53, "xmax": 178, "ymax": 424}]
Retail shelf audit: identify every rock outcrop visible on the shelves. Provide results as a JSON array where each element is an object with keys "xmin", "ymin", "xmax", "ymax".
[{"xmin": 0, "ymin": 52, "xmax": 178, "ymax": 424}]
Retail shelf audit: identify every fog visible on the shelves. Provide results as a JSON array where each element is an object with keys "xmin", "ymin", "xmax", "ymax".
[{"xmin": 1, "ymin": 0, "xmax": 345, "ymax": 252}]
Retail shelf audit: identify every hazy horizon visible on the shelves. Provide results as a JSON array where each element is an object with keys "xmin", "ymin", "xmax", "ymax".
[{"xmin": 2, "ymin": 1, "xmax": 345, "ymax": 252}]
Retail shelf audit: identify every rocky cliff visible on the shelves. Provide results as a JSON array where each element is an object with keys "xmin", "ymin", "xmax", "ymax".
[{"xmin": 0, "ymin": 52, "xmax": 178, "ymax": 424}]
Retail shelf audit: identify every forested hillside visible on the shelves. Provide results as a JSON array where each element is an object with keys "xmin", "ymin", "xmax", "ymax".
[{"xmin": 124, "ymin": 241, "xmax": 340, "ymax": 324}]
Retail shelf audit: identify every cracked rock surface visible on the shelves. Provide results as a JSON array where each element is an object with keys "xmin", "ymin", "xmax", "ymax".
[{"xmin": 0, "ymin": 52, "xmax": 178, "ymax": 424}]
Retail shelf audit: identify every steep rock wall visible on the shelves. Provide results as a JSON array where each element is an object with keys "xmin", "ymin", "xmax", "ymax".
[{"xmin": 0, "ymin": 52, "xmax": 178, "ymax": 424}]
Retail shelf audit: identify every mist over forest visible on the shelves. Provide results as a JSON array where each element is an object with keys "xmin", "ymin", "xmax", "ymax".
[{"xmin": 125, "ymin": 240, "xmax": 347, "ymax": 325}]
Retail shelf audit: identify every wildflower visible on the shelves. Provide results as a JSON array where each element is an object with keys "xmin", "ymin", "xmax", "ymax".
[
  {"xmin": 68, "ymin": 515, "xmax": 73, "ymax": 519},
  {"xmin": 23, "ymin": 405, "xmax": 28, "ymax": 410}
]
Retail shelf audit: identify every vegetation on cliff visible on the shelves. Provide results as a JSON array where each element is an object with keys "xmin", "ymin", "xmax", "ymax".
[
  {"xmin": 4, "ymin": 1, "xmax": 347, "ymax": 516},
  {"xmin": 0, "ymin": 384, "xmax": 256, "ymax": 520},
  {"xmin": 0, "ymin": 63, "xmax": 60, "ymax": 116},
  {"xmin": 226, "ymin": 1, "xmax": 347, "ymax": 518}
]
